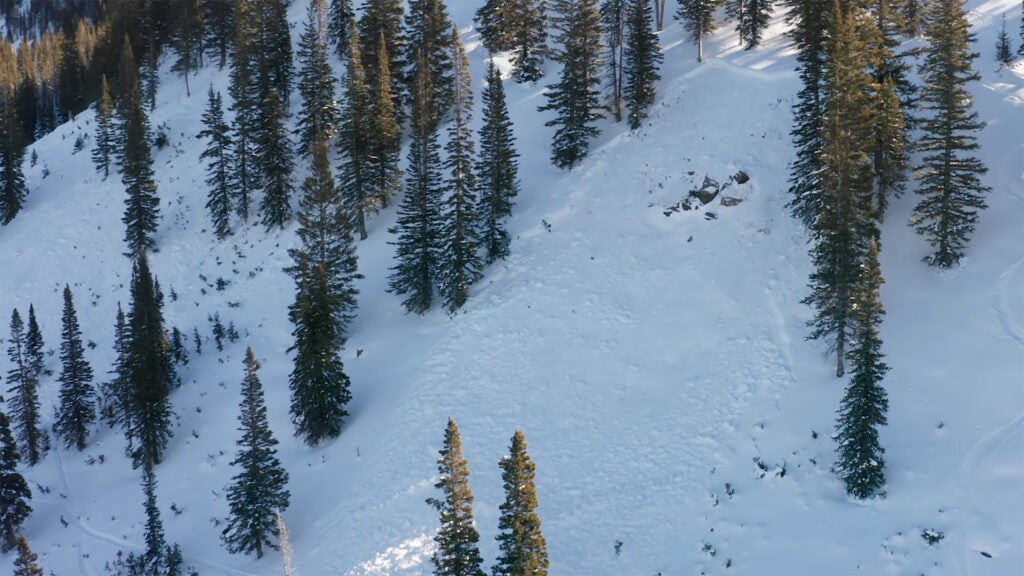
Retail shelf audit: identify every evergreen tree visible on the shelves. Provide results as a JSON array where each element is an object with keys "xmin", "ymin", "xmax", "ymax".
[
  {"xmin": 492, "ymin": 430, "xmax": 548, "ymax": 576},
  {"xmin": 119, "ymin": 42, "xmax": 160, "ymax": 257},
  {"xmin": 0, "ymin": 411, "xmax": 31, "ymax": 553},
  {"xmin": 541, "ymin": 0, "xmax": 604, "ymax": 169},
  {"xmin": 102, "ymin": 303, "xmax": 133, "ymax": 450},
  {"xmin": 871, "ymin": 75, "xmax": 907, "ymax": 222},
  {"xmin": 476, "ymin": 0, "xmax": 516, "ymax": 54},
  {"xmin": 199, "ymin": 86, "xmax": 234, "ymax": 239},
  {"xmin": 902, "ymin": 0, "xmax": 924, "ymax": 36},
  {"xmin": 125, "ymin": 252, "xmax": 174, "ymax": 468},
  {"xmin": 476, "ymin": 60, "xmax": 520, "ymax": 264},
  {"xmin": 730, "ymin": 0, "xmax": 772, "ymax": 49},
  {"xmin": 403, "ymin": 0, "xmax": 456, "ymax": 127},
  {"xmin": 438, "ymin": 29, "xmax": 484, "ymax": 313},
  {"xmin": 256, "ymin": 87, "xmax": 295, "ymax": 230},
  {"xmin": 222, "ymin": 348, "xmax": 290, "ymax": 558},
  {"xmin": 55, "ymin": 285, "xmax": 96, "ymax": 451},
  {"xmin": 140, "ymin": 464, "xmax": 167, "ymax": 569},
  {"xmin": 92, "ymin": 75, "xmax": 116, "ymax": 179},
  {"xmin": 508, "ymin": 0, "xmax": 548, "ymax": 83},
  {"xmin": 204, "ymin": 0, "xmax": 235, "ymax": 69},
  {"xmin": 389, "ymin": 56, "xmax": 445, "ymax": 314},
  {"xmin": 802, "ymin": 6, "xmax": 878, "ymax": 378},
  {"xmin": 912, "ymin": 0, "xmax": 990, "ymax": 268},
  {"xmin": 24, "ymin": 305, "xmax": 44, "ymax": 381},
  {"xmin": 338, "ymin": 18, "xmax": 377, "ymax": 240},
  {"xmin": 57, "ymin": 22, "xmax": 86, "ymax": 120},
  {"xmin": 359, "ymin": 0, "xmax": 406, "ymax": 128},
  {"xmin": 601, "ymin": 0, "xmax": 627, "ymax": 122},
  {"xmin": 296, "ymin": 0, "xmax": 342, "ymax": 156},
  {"xmin": 229, "ymin": 0, "xmax": 262, "ymax": 223},
  {"xmin": 834, "ymin": 242, "xmax": 889, "ymax": 499},
  {"xmin": 0, "ymin": 90, "xmax": 27, "ymax": 225},
  {"xmin": 12, "ymin": 536, "xmax": 44, "ymax": 576},
  {"xmin": 996, "ymin": 14, "xmax": 1014, "ymax": 66},
  {"xmin": 1019, "ymin": 1, "xmax": 1024, "ymax": 57},
  {"xmin": 329, "ymin": 0, "xmax": 356, "ymax": 59},
  {"xmin": 368, "ymin": 32, "xmax": 403, "ymax": 210},
  {"xmin": 428, "ymin": 418, "xmax": 486, "ymax": 576},
  {"xmin": 624, "ymin": 0, "xmax": 663, "ymax": 129},
  {"xmin": 169, "ymin": 0, "xmax": 204, "ymax": 97},
  {"xmin": 675, "ymin": 0, "xmax": 725, "ymax": 62},
  {"xmin": 6, "ymin": 309, "xmax": 45, "ymax": 465}
]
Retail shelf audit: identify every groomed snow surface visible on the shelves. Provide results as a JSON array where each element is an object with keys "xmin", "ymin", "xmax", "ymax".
[{"xmin": 0, "ymin": 1, "xmax": 1021, "ymax": 574}]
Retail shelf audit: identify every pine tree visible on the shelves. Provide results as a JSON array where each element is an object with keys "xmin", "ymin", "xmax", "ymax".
[
  {"xmin": 170, "ymin": 0, "xmax": 204, "ymax": 97},
  {"xmin": 912, "ymin": 0, "xmax": 990, "ymax": 268},
  {"xmin": 476, "ymin": 60, "xmax": 520, "ymax": 264},
  {"xmin": 0, "ymin": 90, "xmax": 27, "ymax": 225},
  {"xmin": 287, "ymin": 141, "xmax": 359, "ymax": 445},
  {"xmin": 730, "ymin": 0, "xmax": 772, "ymax": 49},
  {"xmin": 902, "ymin": 0, "xmax": 924, "ymax": 36},
  {"xmin": 403, "ymin": 0, "xmax": 456, "ymax": 127},
  {"xmin": 256, "ymin": 87, "xmax": 295, "ymax": 230},
  {"xmin": 119, "ymin": 42, "xmax": 160, "ymax": 257},
  {"xmin": 126, "ymin": 252, "xmax": 174, "ymax": 469},
  {"xmin": 57, "ymin": 22, "xmax": 86, "ymax": 120},
  {"xmin": 0, "ymin": 411, "xmax": 30, "ymax": 553},
  {"xmin": 229, "ymin": 0, "xmax": 262, "ymax": 223},
  {"xmin": 834, "ymin": 242, "xmax": 888, "ymax": 499},
  {"xmin": 6, "ymin": 309, "xmax": 45, "ymax": 465},
  {"xmin": 802, "ymin": 6, "xmax": 878, "ymax": 378},
  {"xmin": 329, "ymin": 0, "xmax": 356, "ymax": 59},
  {"xmin": 601, "ymin": 0, "xmax": 627, "ymax": 122},
  {"xmin": 871, "ymin": 75, "xmax": 907, "ymax": 222},
  {"xmin": 438, "ymin": 29, "xmax": 484, "ymax": 314},
  {"xmin": 92, "ymin": 75, "xmax": 116, "ymax": 179},
  {"xmin": 102, "ymin": 304, "xmax": 133, "ymax": 449},
  {"xmin": 476, "ymin": 0, "xmax": 516, "ymax": 54},
  {"xmin": 296, "ymin": 0, "xmax": 342, "ymax": 156},
  {"xmin": 222, "ymin": 348, "xmax": 290, "ymax": 558},
  {"xmin": 199, "ymin": 86, "xmax": 234, "ymax": 239},
  {"xmin": 368, "ymin": 32, "xmax": 403, "ymax": 210},
  {"xmin": 675, "ymin": 0, "xmax": 724, "ymax": 62},
  {"xmin": 140, "ymin": 463, "xmax": 167, "ymax": 568},
  {"xmin": 389, "ymin": 55, "xmax": 445, "ymax": 314},
  {"xmin": 359, "ymin": 0, "xmax": 406, "ymax": 128},
  {"xmin": 493, "ymin": 430, "xmax": 548, "ymax": 576},
  {"xmin": 24, "ymin": 305, "xmax": 44, "ymax": 381},
  {"xmin": 542, "ymin": 0, "xmax": 604, "ymax": 169},
  {"xmin": 428, "ymin": 418, "xmax": 486, "ymax": 576},
  {"xmin": 508, "ymin": 0, "xmax": 548, "ymax": 83},
  {"xmin": 12, "ymin": 536, "xmax": 44, "ymax": 576},
  {"xmin": 996, "ymin": 14, "xmax": 1014, "ymax": 66},
  {"xmin": 1019, "ymin": 1, "xmax": 1024, "ymax": 57},
  {"xmin": 624, "ymin": 0, "xmax": 663, "ymax": 129},
  {"xmin": 204, "ymin": 0, "xmax": 235, "ymax": 69},
  {"xmin": 55, "ymin": 285, "xmax": 96, "ymax": 451},
  {"xmin": 338, "ymin": 18, "xmax": 377, "ymax": 240}
]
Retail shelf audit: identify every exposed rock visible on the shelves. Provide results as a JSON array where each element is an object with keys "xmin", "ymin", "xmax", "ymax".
[
  {"xmin": 720, "ymin": 196, "xmax": 743, "ymax": 207},
  {"xmin": 732, "ymin": 170, "xmax": 750, "ymax": 184}
]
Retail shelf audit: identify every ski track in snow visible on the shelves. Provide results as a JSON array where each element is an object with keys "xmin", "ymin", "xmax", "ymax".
[{"xmin": 995, "ymin": 256, "xmax": 1024, "ymax": 347}]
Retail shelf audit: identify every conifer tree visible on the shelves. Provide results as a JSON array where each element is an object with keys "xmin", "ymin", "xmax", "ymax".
[
  {"xmin": 329, "ymin": 0, "xmax": 356, "ymax": 59},
  {"xmin": 338, "ymin": 18, "xmax": 377, "ymax": 240},
  {"xmin": 12, "ymin": 536, "xmax": 44, "ymax": 576},
  {"xmin": 542, "ymin": 0, "xmax": 604, "ymax": 169},
  {"xmin": 834, "ymin": 242, "xmax": 888, "ymax": 499},
  {"xmin": 403, "ymin": 0, "xmax": 456, "ymax": 127},
  {"xmin": 0, "ymin": 411, "xmax": 31, "ymax": 553},
  {"xmin": 6, "ymin": 309, "xmax": 45, "ymax": 465},
  {"xmin": 0, "ymin": 90, "xmax": 27, "ymax": 225},
  {"xmin": 55, "ymin": 285, "xmax": 96, "ymax": 451},
  {"xmin": 871, "ymin": 75, "xmax": 907, "ymax": 222},
  {"xmin": 24, "ymin": 305, "xmax": 44, "ymax": 381},
  {"xmin": 287, "ymin": 141, "xmax": 359, "ymax": 445},
  {"xmin": 508, "ymin": 0, "xmax": 549, "ymax": 83},
  {"xmin": 119, "ymin": 42, "xmax": 160, "ymax": 257},
  {"xmin": 476, "ymin": 60, "xmax": 520, "ymax": 264},
  {"xmin": 428, "ymin": 418, "xmax": 486, "ymax": 576},
  {"xmin": 493, "ymin": 431, "xmax": 548, "ymax": 576},
  {"xmin": 141, "ymin": 464, "xmax": 167, "ymax": 568},
  {"xmin": 360, "ymin": 0, "xmax": 406, "ymax": 127},
  {"xmin": 624, "ymin": 0, "xmax": 662, "ymax": 129},
  {"xmin": 601, "ymin": 0, "xmax": 627, "ymax": 122},
  {"xmin": 205, "ymin": 0, "xmax": 235, "ymax": 68},
  {"xmin": 1019, "ymin": 1, "xmax": 1024, "ymax": 57},
  {"xmin": 996, "ymin": 14, "xmax": 1014, "ymax": 66},
  {"xmin": 802, "ymin": 6, "xmax": 878, "ymax": 378},
  {"xmin": 170, "ymin": 0, "xmax": 204, "ymax": 97},
  {"xmin": 902, "ymin": 0, "xmax": 924, "ymax": 36},
  {"xmin": 199, "ymin": 86, "xmax": 234, "ymax": 239},
  {"xmin": 57, "ymin": 22, "xmax": 86, "ymax": 120},
  {"xmin": 92, "ymin": 75, "xmax": 116, "ymax": 179},
  {"xmin": 229, "ymin": 0, "xmax": 261, "ymax": 223},
  {"xmin": 730, "ymin": 0, "xmax": 773, "ymax": 49},
  {"xmin": 296, "ymin": 0, "xmax": 342, "ymax": 156},
  {"xmin": 102, "ymin": 304, "xmax": 133, "ymax": 449},
  {"xmin": 438, "ymin": 29, "xmax": 484, "ymax": 313},
  {"xmin": 125, "ymin": 252, "xmax": 174, "ymax": 468},
  {"xmin": 389, "ymin": 56, "xmax": 445, "ymax": 314},
  {"xmin": 369, "ymin": 32, "xmax": 403, "ymax": 210},
  {"xmin": 476, "ymin": 0, "xmax": 516, "ymax": 54},
  {"xmin": 256, "ymin": 87, "xmax": 295, "ymax": 230},
  {"xmin": 222, "ymin": 348, "xmax": 290, "ymax": 558},
  {"xmin": 675, "ymin": 0, "xmax": 725, "ymax": 62},
  {"xmin": 912, "ymin": 0, "xmax": 990, "ymax": 268}
]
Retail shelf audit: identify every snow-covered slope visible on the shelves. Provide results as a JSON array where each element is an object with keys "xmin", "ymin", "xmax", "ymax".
[{"xmin": 1, "ymin": 1, "xmax": 1022, "ymax": 575}]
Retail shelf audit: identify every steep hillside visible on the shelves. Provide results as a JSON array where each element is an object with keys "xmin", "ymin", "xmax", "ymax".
[{"xmin": 0, "ymin": 1, "xmax": 1021, "ymax": 575}]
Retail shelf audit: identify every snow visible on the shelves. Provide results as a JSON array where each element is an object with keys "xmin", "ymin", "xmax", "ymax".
[{"xmin": 0, "ymin": 1, "xmax": 1022, "ymax": 575}]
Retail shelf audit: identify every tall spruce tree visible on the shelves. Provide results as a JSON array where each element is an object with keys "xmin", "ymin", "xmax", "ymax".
[
  {"xmin": 438, "ymin": 29, "xmax": 484, "ymax": 313},
  {"xmin": 912, "ymin": 0, "xmax": 990, "ymax": 268},
  {"xmin": 541, "ymin": 0, "xmax": 604, "ymax": 169},
  {"xmin": 296, "ymin": 0, "xmax": 342, "ymax": 156},
  {"xmin": 55, "ymin": 285, "xmax": 97, "ymax": 451},
  {"xmin": 369, "ymin": 32, "xmax": 403, "ymax": 210},
  {"xmin": 834, "ymin": 242, "xmax": 889, "ymax": 499},
  {"xmin": 508, "ymin": 0, "xmax": 549, "ymax": 82},
  {"xmin": 403, "ymin": 0, "xmax": 456, "ymax": 127},
  {"xmin": 389, "ymin": 55, "xmax": 445, "ymax": 314},
  {"xmin": 624, "ymin": 0, "xmax": 662, "ymax": 129},
  {"xmin": 476, "ymin": 60, "xmax": 520, "ymax": 264},
  {"xmin": 675, "ymin": 0, "xmax": 725, "ymax": 62},
  {"xmin": 199, "ymin": 86, "xmax": 234, "ymax": 239},
  {"xmin": 228, "ymin": 0, "xmax": 261, "ymax": 223},
  {"xmin": 0, "ymin": 90, "xmax": 27, "ymax": 225},
  {"xmin": 126, "ymin": 252, "xmax": 174, "ymax": 468},
  {"xmin": 119, "ymin": 41, "xmax": 160, "ymax": 257},
  {"xmin": 359, "ymin": 0, "xmax": 406, "ymax": 128},
  {"xmin": 222, "ymin": 348, "xmax": 290, "ymax": 558},
  {"xmin": 730, "ymin": 0, "xmax": 773, "ymax": 49},
  {"xmin": 601, "ymin": 0, "xmax": 627, "ymax": 122},
  {"xmin": 329, "ymin": 0, "xmax": 356, "ymax": 59},
  {"xmin": 492, "ymin": 430, "xmax": 548, "ymax": 576},
  {"xmin": 1019, "ymin": 1, "xmax": 1024, "ymax": 57},
  {"xmin": 169, "ymin": 0, "xmax": 204, "ymax": 97},
  {"xmin": 338, "ymin": 18, "xmax": 377, "ymax": 240},
  {"xmin": 6, "ymin": 309, "xmax": 45, "ymax": 466},
  {"xmin": 428, "ymin": 418, "xmax": 486, "ymax": 576},
  {"xmin": 12, "ymin": 536, "xmax": 44, "ymax": 576},
  {"xmin": 24, "ymin": 306, "xmax": 44, "ymax": 381},
  {"xmin": 802, "ymin": 5, "xmax": 878, "ymax": 378},
  {"xmin": 996, "ymin": 14, "xmax": 1014, "ymax": 66},
  {"xmin": 256, "ymin": 87, "xmax": 295, "ymax": 230},
  {"xmin": 205, "ymin": 0, "xmax": 235, "ymax": 69},
  {"xmin": 0, "ymin": 411, "xmax": 31, "ymax": 553},
  {"xmin": 92, "ymin": 75, "xmax": 116, "ymax": 179},
  {"xmin": 102, "ymin": 303, "xmax": 133, "ymax": 450},
  {"xmin": 476, "ymin": 0, "xmax": 516, "ymax": 54}
]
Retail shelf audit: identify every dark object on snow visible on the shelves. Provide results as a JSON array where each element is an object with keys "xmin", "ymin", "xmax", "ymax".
[{"xmin": 732, "ymin": 170, "xmax": 749, "ymax": 184}]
